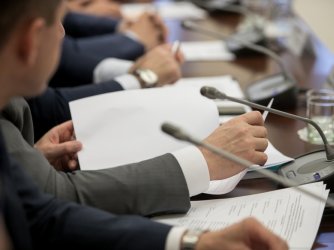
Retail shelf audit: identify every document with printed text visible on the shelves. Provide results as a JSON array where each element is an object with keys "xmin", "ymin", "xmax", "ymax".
[{"xmin": 156, "ymin": 182, "xmax": 329, "ymax": 250}]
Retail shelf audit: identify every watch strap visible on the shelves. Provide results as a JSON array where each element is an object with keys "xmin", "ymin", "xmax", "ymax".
[
  {"xmin": 181, "ymin": 229, "xmax": 206, "ymax": 250},
  {"xmin": 133, "ymin": 68, "xmax": 158, "ymax": 88}
]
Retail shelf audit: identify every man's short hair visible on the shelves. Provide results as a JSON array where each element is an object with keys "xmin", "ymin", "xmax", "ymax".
[{"xmin": 0, "ymin": 0, "xmax": 61, "ymax": 49}]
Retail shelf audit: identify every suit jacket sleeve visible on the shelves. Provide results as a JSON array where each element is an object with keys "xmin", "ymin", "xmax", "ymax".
[
  {"xmin": 1, "ymin": 99, "xmax": 190, "ymax": 216},
  {"xmin": 63, "ymin": 12, "xmax": 119, "ymax": 38},
  {"xmin": 27, "ymin": 84, "xmax": 124, "ymax": 141},
  {"xmin": 5, "ymin": 153, "xmax": 172, "ymax": 250},
  {"xmin": 50, "ymin": 35, "xmax": 145, "ymax": 87}
]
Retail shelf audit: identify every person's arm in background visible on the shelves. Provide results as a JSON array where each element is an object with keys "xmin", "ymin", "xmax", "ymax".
[
  {"xmin": 63, "ymin": 11, "xmax": 120, "ymax": 38},
  {"xmin": 49, "ymin": 35, "xmax": 145, "ymax": 87},
  {"xmin": 51, "ymin": 12, "xmax": 167, "ymax": 86}
]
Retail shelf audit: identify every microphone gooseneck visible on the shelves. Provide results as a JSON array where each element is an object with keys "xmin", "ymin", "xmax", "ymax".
[
  {"xmin": 161, "ymin": 121, "xmax": 334, "ymax": 208},
  {"xmin": 181, "ymin": 20, "xmax": 294, "ymax": 83},
  {"xmin": 200, "ymin": 86, "xmax": 334, "ymax": 161}
]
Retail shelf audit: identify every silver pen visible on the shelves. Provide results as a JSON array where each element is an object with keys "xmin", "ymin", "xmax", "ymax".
[
  {"xmin": 172, "ymin": 40, "xmax": 181, "ymax": 55},
  {"xmin": 262, "ymin": 98, "xmax": 274, "ymax": 121}
]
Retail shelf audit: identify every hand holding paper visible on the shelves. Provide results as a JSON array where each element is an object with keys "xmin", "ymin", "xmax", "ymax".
[{"xmin": 70, "ymin": 76, "xmax": 293, "ymax": 195}]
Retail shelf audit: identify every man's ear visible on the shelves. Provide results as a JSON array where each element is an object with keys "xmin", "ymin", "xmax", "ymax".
[{"xmin": 17, "ymin": 18, "xmax": 46, "ymax": 66}]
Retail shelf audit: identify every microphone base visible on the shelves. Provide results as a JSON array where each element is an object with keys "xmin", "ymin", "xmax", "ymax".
[
  {"xmin": 245, "ymin": 73, "xmax": 298, "ymax": 109},
  {"xmin": 189, "ymin": 0, "xmax": 241, "ymax": 12},
  {"xmin": 278, "ymin": 150, "xmax": 334, "ymax": 191}
]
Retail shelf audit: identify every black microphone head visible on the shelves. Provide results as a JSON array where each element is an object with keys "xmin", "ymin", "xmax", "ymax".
[
  {"xmin": 200, "ymin": 86, "xmax": 226, "ymax": 100},
  {"xmin": 161, "ymin": 123, "xmax": 179, "ymax": 136},
  {"xmin": 161, "ymin": 122, "xmax": 189, "ymax": 142}
]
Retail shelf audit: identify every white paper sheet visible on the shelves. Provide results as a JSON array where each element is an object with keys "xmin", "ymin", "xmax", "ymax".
[
  {"xmin": 175, "ymin": 75, "xmax": 251, "ymax": 115},
  {"xmin": 70, "ymin": 86, "xmax": 219, "ymax": 170},
  {"xmin": 156, "ymin": 182, "xmax": 329, "ymax": 250},
  {"xmin": 121, "ymin": 1, "xmax": 207, "ymax": 20},
  {"xmin": 181, "ymin": 41, "xmax": 235, "ymax": 62}
]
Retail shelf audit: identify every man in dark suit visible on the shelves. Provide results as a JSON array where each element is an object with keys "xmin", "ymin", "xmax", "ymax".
[
  {"xmin": 0, "ymin": 0, "xmax": 288, "ymax": 249},
  {"xmin": 51, "ymin": 11, "xmax": 168, "ymax": 86}
]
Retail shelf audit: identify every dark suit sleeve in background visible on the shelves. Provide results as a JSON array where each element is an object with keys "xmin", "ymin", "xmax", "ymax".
[
  {"xmin": 50, "ymin": 35, "xmax": 145, "ymax": 87},
  {"xmin": 63, "ymin": 12, "xmax": 119, "ymax": 38}
]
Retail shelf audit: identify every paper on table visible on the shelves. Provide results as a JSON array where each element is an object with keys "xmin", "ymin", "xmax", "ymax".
[
  {"xmin": 181, "ymin": 41, "xmax": 235, "ymax": 62},
  {"xmin": 121, "ymin": 1, "xmax": 207, "ymax": 20},
  {"xmin": 204, "ymin": 142, "xmax": 293, "ymax": 194},
  {"xmin": 156, "ymin": 182, "xmax": 329, "ymax": 250},
  {"xmin": 70, "ymin": 86, "xmax": 219, "ymax": 170}
]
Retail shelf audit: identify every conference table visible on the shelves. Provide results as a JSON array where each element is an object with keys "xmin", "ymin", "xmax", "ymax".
[{"xmin": 162, "ymin": 4, "xmax": 334, "ymax": 249}]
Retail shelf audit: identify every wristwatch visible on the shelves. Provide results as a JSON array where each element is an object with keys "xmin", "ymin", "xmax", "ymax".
[
  {"xmin": 133, "ymin": 68, "xmax": 158, "ymax": 88},
  {"xmin": 181, "ymin": 229, "xmax": 205, "ymax": 250}
]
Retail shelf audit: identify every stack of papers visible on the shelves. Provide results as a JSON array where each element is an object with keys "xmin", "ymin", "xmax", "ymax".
[
  {"xmin": 181, "ymin": 41, "xmax": 235, "ymax": 62},
  {"xmin": 156, "ymin": 182, "xmax": 329, "ymax": 250},
  {"xmin": 121, "ymin": 1, "xmax": 207, "ymax": 20}
]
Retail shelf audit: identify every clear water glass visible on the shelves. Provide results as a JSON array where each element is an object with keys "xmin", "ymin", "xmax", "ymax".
[{"xmin": 307, "ymin": 96, "xmax": 334, "ymax": 144}]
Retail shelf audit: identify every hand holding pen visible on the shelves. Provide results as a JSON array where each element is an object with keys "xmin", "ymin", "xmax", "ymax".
[{"xmin": 262, "ymin": 98, "xmax": 274, "ymax": 122}]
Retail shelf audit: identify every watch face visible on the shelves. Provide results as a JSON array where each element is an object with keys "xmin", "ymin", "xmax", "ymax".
[{"xmin": 138, "ymin": 69, "xmax": 158, "ymax": 86}]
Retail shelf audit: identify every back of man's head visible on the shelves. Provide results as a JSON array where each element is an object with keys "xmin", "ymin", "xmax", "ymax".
[{"xmin": 0, "ymin": 0, "xmax": 61, "ymax": 49}]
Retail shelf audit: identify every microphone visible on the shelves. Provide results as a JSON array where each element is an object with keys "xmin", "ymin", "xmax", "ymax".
[
  {"xmin": 200, "ymin": 86, "xmax": 334, "ymax": 189},
  {"xmin": 328, "ymin": 65, "xmax": 334, "ymax": 87},
  {"xmin": 181, "ymin": 20, "xmax": 298, "ymax": 109},
  {"xmin": 191, "ymin": 0, "xmax": 266, "ymax": 45},
  {"xmin": 182, "ymin": 20, "xmax": 266, "ymax": 57},
  {"xmin": 161, "ymin": 122, "xmax": 334, "ymax": 208},
  {"xmin": 191, "ymin": 0, "xmax": 245, "ymax": 15}
]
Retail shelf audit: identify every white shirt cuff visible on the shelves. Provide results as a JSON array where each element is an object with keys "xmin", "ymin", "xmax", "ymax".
[
  {"xmin": 93, "ymin": 58, "xmax": 134, "ymax": 84},
  {"xmin": 165, "ymin": 227, "xmax": 187, "ymax": 250},
  {"xmin": 115, "ymin": 74, "xmax": 141, "ymax": 90},
  {"xmin": 171, "ymin": 146, "xmax": 210, "ymax": 197}
]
